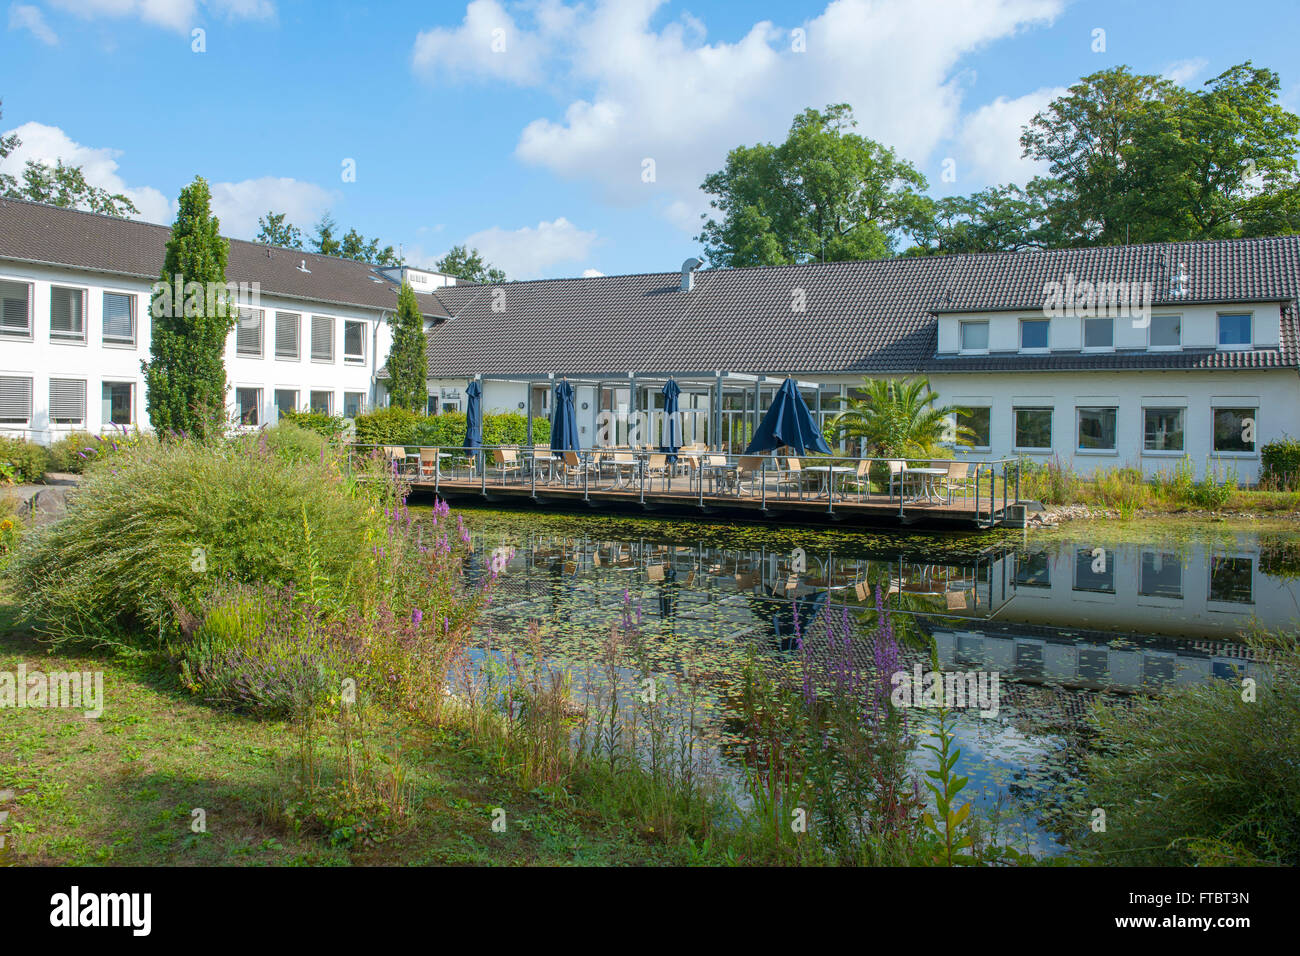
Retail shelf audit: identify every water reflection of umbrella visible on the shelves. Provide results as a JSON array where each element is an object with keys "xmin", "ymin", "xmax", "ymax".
[
  {"xmin": 749, "ymin": 589, "xmax": 829, "ymax": 653},
  {"xmin": 657, "ymin": 564, "xmax": 679, "ymax": 620}
]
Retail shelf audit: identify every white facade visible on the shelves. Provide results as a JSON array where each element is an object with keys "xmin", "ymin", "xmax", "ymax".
[{"xmin": 0, "ymin": 260, "xmax": 396, "ymax": 444}]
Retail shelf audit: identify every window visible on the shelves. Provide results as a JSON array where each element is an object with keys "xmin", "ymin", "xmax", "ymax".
[
  {"xmin": 1218, "ymin": 313, "xmax": 1252, "ymax": 348},
  {"xmin": 49, "ymin": 378, "xmax": 87, "ymax": 425},
  {"xmin": 1149, "ymin": 314, "xmax": 1181, "ymax": 349},
  {"xmin": 0, "ymin": 280, "xmax": 32, "ymax": 337},
  {"xmin": 274, "ymin": 389, "xmax": 298, "ymax": 419},
  {"xmin": 343, "ymin": 391, "xmax": 365, "ymax": 417},
  {"xmin": 101, "ymin": 382, "xmax": 133, "ymax": 426},
  {"xmin": 959, "ymin": 320, "xmax": 989, "ymax": 352},
  {"xmin": 1014, "ymin": 407, "xmax": 1052, "ymax": 449},
  {"xmin": 1213, "ymin": 407, "xmax": 1257, "ymax": 454},
  {"xmin": 0, "ymin": 376, "xmax": 33, "ymax": 424},
  {"xmin": 426, "ymin": 394, "xmax": 439, "ymax": 415},
  {"xmin": 1144, "ymin": 407, "xmax": 1185, "ymax": 452},
  {"xmin": 310, "ymin": 390, "xmax": 333, "ymax": 414},
  {"xmin": 275, "ymin": 312, "xmax": 300, "ymax": 359},
  {"xmin": 1074, "ymin": 546, "xmax": 1115, "ymax": 593},
  {"xmin": 102, "ymin": 292, "xmax": 135, "ymax": 346},
  {"xmin": 957, "ymin": 406, "xmax": 991, "ymax": 447},
  {"xmin": 236, "ymin": 308, "xmax": 264, "ymax": 357},
  {"xmin": 1077, "ymin": 407, "xmax": 1117, "ymax": 451},
  {"xmin": 311, "ymin": 315, "xmax": 334, "ymax": 362},
  {"xmin": 50, "ymin": 286, "xmax": 86, "ymax": 342},
  {"xmin": 1140, "ymin": 552, "xmax": 1183, "ymax": 599},
  {"xmin": 1014, "ymin": 550, "xmax": 1051, "ymax": 588},
  {"xmin": 343, "ymin": 321, "xmax": 365, "ymax": 364},
  {"xmin": 1020, "ymin": 318, "xmax": 1049, "ymax": 351},
  {"xmin": 235, "ymin": 387, "xmax": 261, "ymax": 425},
  {"xmin": 1209, "ymin": 556, "xmax": 1253, "ymax": 604},
  {"xmin": 1083, "ymin": 316, "xmax": 1113, "ymax": 349}
]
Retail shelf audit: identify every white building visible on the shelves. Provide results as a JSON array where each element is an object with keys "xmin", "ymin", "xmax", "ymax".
[
  {"xmin": 0, "ymin": 199, "xmax": 456, "ymax": 444},
  {"xmin": 422, "ymin": 242, "xmax": 1300, "ymax": 484}
]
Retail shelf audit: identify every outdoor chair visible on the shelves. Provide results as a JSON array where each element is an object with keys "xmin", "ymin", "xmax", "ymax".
[
  {"xmin": 886, "ymin": 460, "xmax": 908, "ymax": 501},
  {"xmin": 418, "ymin": 447, "xmax": 440, "ymax": 480},
  {"xmin": 560, "ymin": 450, "xmax": 596, "ymax": 487},
  {"xmin": 851, "ymin": 458, "xmax": 872, "ymax": 500},
  {"xmin": 530, "ymin": 445, "xmax": 553, "ymax": 483},
  {"xmin": 778, "ymin": 457, "xmax": 805, "ymax": 499},
  {"xmin": 735, "ymin": 455, "xmax": 764, "ymax": 496},
  {"xmin": 645, "ymin": 454, "xmax": 672, "ymax": 492},
  {"xmin": 942, "ymin": 461, "xmax": 972, "ymax": 503},
  {"xmin": 492, "ymin": 447, "xmax": 523, "ymax": 483},
  {"xmin": 383, "ymin": 445, "xmax": 409, "ymax": 477}
]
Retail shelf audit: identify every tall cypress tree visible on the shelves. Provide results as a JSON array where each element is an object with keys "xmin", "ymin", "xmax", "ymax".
[
  {"xmin": 142, "ymin": 177, "xmax": 235, "ymax": 439},
  {"xmin": 386, "ymin": 281, "xmax": 428, "ymax": 411}
]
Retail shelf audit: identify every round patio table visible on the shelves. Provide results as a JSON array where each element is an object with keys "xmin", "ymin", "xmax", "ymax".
[
  {"xmin": 905, "ymin": 467, "xmax": 947, "ymax": 503},
  {"xmin": 802, "ymin": 465, "xmax": 855, "ymax": 498}
]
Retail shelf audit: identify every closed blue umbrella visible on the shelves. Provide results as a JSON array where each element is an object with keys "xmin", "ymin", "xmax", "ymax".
[
  {"xmin": 549, "ymin": 380, "xmax": 580, "ymax": 454},
  {"xmin": 659, "ymin": 378, "xmax": 681, "ymax": 462},
  {"xmin": 463, "ymin": 380, "xmax": 483, "ymax": 453},
  {"xmin": 744, "ymin": 377, "xmax": 832, "ymax": 456}
]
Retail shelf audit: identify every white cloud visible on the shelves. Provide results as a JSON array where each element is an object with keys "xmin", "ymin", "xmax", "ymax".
[
  {"xmin": 953, "ymin": 86, "xmax": 1063, "ymax": 188},
  {"xmin": 207, "ymin": 177, "xmax": 335, "ymax": 240},
  {"xmin": 0, "ymin": 120, "xmax": 172, "ymax": 222},
  {"xmin": 454, "ymin": 217, "xmax": 599, "ymax": 279},
  {"xmin": 581, "ymin": 268, "xmax": 604, "ymax": 278},
  {"xmin": 46, "ymin": 0, "xmax": 274, "ymax": 33},
  {"xmin": 1162, "ymin": 57, "xmax": 1209, "ymax": 87},
  {"xmin": 0, "ymin": 120, "xmax": 333, "ymax": 240},
  {"xmin": 8, "ymin": 3, "xmax": 58, "ymax": 43},
  {"xmin": 413, "ymin": 0, "xmax": 1065, "ymax": 231}
]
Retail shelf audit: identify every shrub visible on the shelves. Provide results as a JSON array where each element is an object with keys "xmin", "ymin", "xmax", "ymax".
[
  {"xmin": 357, "ymin": 408, "xmax": 549, "ymax": 449},
  {"xmin": 253, "ymin": 422, "xmax": 331, "ymax": 465},
  {"xmin": 46, "ymin": 432, "xmax": 101, "ymax": 474},
  {"xmin": 0, "ymin": 494, "xmax": 23, "ymax": 567},
  {"xmin": 7, "ymin": 435, "xmax": 379, "ymax": 646},
  {"xmin": 354, "ymin": 407, "xmax": 422, "ymax": 446},
  {"xmin": 1080, "ymin": 634, "xmax": 1300, "ymax": 866},
  {"xmin": 1261, "ymin": 438, "xmax": 1300, "ymax": 490},
  {"xmin": 278, "ymin": 409, "xmax": 348, "ymax": 443},
  {"xmin": 0, "ymin": 436, "xmax": 49, "ymax": 484}
]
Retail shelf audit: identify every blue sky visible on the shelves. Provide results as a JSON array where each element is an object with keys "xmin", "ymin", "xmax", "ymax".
[{"xmin": 2, "ymin": 0, "xmax": 1297, "ymax": 279}]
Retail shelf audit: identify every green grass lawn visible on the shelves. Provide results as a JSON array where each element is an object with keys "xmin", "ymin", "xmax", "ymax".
[{"xmin": 0, "ymin": 603, "xmax": 683, "ymax": 867}]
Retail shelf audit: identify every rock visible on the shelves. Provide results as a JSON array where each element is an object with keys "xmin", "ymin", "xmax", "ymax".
[{"xmin": 18, "ymin": 486, "xmax": 70, "ymax": 526}]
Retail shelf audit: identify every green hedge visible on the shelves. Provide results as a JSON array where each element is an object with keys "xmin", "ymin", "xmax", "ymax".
[
  {"xmin": 354, "ymin": 409, "xmax": 549, "ymax": 448},
  {"xmin": 278, "ymin": 409, "xmax": 348, "ymax": 444},
  {"xmin": 0, "ymin": 436, "xmax": 49, "ymax": 483},
  {"xmin": 1261, "ymin": 438, "xmax": 1300, "ymax": 489}
]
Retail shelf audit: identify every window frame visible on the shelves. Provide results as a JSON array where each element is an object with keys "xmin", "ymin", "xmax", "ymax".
[
  {"xmin": 0, "ymin": 279, "xmax": 34, "ymax": 340},
  {"xmin": 273, "ymin": 389, "xmax": 298, "ymax": 420},
  {"xmin": 1147, "ymin": 313, "xmax": 1182, "ymax": 351},
  {"xmin": 1082, "ymin": 315, "xmax": 1114, "ymax": 352},
  {"xmin": 1211, "ymin": 406, "xmax": 1258, "ymax": 456},
  {"xmin": 236, "ymin": 307, "xmax": 265, "ymax": 358},
  {"xmin": 955, "ymin": 406, "xmax": 992, "ymax": 450},
  {"xmin": 343, "ymin": 320, "xmax": 366, "ymax": 365},
  {"xmin": 1019, "ymin": 318, "xmax": 1050, "ymax": 353},
  {"xmin": 235, "ymin": 386, "xmax": 262, "ymax": 426},
  {"xmin": 49, "ymin": 285, "xmax": 88, "ymax": 344},
  {"xmin": 1142, "ymin": 406, "xmax": 1186, "ymax": 455},
  {"xmin": 1076, "ymin": 405, "xmax": 1119, "ymax": 454},
  {"xmin": 101, "ymin": 290, "xmax": 137, "ymax": 348},
  {"xmin": 311, "ymin": 315, "xmax": 335, "ymax": 363},
  {"xmin": 1216, "ymin": 312, "xmax": 1253, "ymax": 350},
  {"xmin": 0, "ymin": 375, "xmax": 34, "ymax": 425},
  {"xmin": 1208, "ymin": 553, "xmax": 1254, "ymax": 606},
  {"xmin": 48, "ymin": 377, "xmax": 88, "ymax": 426},
  {"xmin": 274, "ymin": 311, "xmax": 301, "ymax": 361},
  {"xmin": 343, "ymin": 391, "xmax": 366, "ymax": 418},
  {"xmin": 101, "ymin": 380, "xmax": 135, "ymax": 426},
  {"xmin": 1013, "ymin": 406, "xmax": 1053, "ymax": 452},
  {"xmin": 958, "ymin": 320, "xmax": 989, "ymax": 355},
  {"xmin": 309, "ymin": 389, "xmax": 333, "ymax": 415}
]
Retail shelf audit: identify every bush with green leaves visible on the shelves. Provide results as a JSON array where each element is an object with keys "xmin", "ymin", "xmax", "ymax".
[
  {"xmin": 354, "ymin": 407, "xmax": 422, "ymax": 446},
  {"xmin": 356, "ymin": 408, "xmax": 549, "ymax": 448},
  {"xmin": 45, "ymin": 431, "xmax": 101, "ymax": 474},
  {"xmin": 1079, "ymin": 634, "xmax": 1300, "ymax": 866},
  {"xmin": 0, "ymin": 436, "xmax": 49, "ymax": 484},
  {"xmin": 240, "ymin": 422, "xmax": 332, "ymax": 465},
  {"xmin": 277, "ymin": 409, "xmax": 347, "ymax": 444},
  {"xmin": 1261, "ymin": 438, "xmax": 1300, "ymax": 490},
  {"xmin": 7, "ymin": 434, "xmax": 379, "ymax": 646}
]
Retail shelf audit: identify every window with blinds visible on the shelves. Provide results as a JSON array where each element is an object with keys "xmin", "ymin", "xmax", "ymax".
[
  {"xmin": 0, "ymin": 280, "xmax": 32, "ymax": 337},
  {"xmin": 311, "ymin": 315, "xmax": 334, "ymax": 361},
  {"xmin": 344, "ymin": 320, "xmax": 365, "ymax": 363},
  {"xmin": 103, "ymin": 292, "xmax": 135, "ymax": 345},
  {"xmin": 275, "ymin": 311, "xmax": 300, "ymax": 359},
  {"xmin": 310, "ymin": 390, "xmax": 332, "ymax": 414},
  {"xmin": 236, "ymin": 387, "xmax": 261, "ymax": 426},
  {"xmin": 0, "ymin": 376, "xmax": 33, "ymax": 424},
  {"xmin": 49, "ymin": 378, "xmax": 87, "ymax": 425},
  {"xmin": 51, "ymin": 287, "xmax": 86, "ymax": 341},
  {"xmin": 237, "ymin": 308, "xmax": 264, "ymax": 356}
]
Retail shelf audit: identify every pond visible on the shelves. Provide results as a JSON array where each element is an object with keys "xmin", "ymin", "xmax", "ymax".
[{"xmin": 449, "ymin": 506, "xmax": 1297, "ymax": 856}]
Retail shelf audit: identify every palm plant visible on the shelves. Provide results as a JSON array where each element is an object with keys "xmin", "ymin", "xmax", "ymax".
[{"xmin": 831, "ymin": 377, "xmax": 974, "ymax": 459}]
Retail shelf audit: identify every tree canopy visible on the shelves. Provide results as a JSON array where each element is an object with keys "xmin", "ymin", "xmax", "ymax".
[
  {"xmin": 385, "ymin": 282, "xmax": 428, "ymax": 412},
  {"xmin": 435, "ymin": 244, "xmax": 506, "ymax": 284}
]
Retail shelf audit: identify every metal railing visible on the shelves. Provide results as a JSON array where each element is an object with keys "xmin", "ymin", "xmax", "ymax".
[{"xmin": 344, "ymin": 443, "xmax": 1021, "ymax": 523}]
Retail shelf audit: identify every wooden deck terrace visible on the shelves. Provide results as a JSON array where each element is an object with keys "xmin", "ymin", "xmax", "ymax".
[{"xmin": 349, "ymin": 445, "xmax": 1025, "ymax": 529}]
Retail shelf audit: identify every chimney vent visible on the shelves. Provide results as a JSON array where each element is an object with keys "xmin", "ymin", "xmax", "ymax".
[{"xmin": 681, "ymin": 257, "xmax": 703, "ymax": 292}]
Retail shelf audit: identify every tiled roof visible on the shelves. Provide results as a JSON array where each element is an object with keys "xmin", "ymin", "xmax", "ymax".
[
  {"xmin": 0, "ymin": 198, "xmax": 451, "ymax": 318},
  {"xmin": 427, "ymin": 236, "xmax": 1300, "ymax": 377}
]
